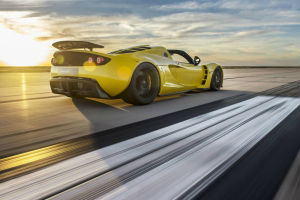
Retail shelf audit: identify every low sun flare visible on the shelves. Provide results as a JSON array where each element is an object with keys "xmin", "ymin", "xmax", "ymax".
[{"xmin": 0, "ymin": 24, "xmax": 49, "ymax": 66}]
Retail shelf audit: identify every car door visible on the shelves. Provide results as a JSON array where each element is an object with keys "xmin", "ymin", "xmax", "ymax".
[{"xmin": 168, "ymin": 52, "xmax": 202, "ymax": 86}]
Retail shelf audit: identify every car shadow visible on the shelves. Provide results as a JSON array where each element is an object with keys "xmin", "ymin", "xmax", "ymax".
[
  {"xmin": 71, "ymin": 89, "xmax": 245, "ymax": 131},
  {"xmin": 71, "ymin": 97, "xmax": 128, "ymax": 127}
]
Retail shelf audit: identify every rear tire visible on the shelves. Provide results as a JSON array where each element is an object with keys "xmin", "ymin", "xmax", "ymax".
[
  {"xmin": 210, "ymin": 67, "xmax": 223, "ymax": 91},
  {"xmin": 121, "ymin": 63, "xmax": 160, "ymax": 105}
]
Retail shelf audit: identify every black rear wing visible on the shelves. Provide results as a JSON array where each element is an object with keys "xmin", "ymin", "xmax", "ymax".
[{"xmin": 52, "ymin": 41, "xmax": 104, "ymax": 51}]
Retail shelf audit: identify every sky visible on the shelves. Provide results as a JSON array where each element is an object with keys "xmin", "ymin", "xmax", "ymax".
[{"xmin": 0, "ymin": 0, "xmax": 299, "ymax": 66}]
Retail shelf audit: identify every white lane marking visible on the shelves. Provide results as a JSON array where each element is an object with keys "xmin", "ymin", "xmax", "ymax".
[
  {"xmin": 0, "ymin": 96, "xmax": 298, "ymax": 200},
  {"xmin": 51, "ymin": 97, "xmax": 295, "ymax": 199},
  {"xmin": 0, "ymin": 96, "xmax": 271, "ymax": 196},
  {"xmin": 98, "ymin": 97, "xmax": 299, "ymax": 200}
]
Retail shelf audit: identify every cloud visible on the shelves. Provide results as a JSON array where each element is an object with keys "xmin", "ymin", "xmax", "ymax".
[
  {"xmin": 0, "ymin": 0, "xmax": 299, "ymax": 66},
  {"xmin": 153, "ymin": 1, "xmax": 202, "ymax": 10}
]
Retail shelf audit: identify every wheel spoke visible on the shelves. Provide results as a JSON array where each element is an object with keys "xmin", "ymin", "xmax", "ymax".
[
  {"xmin": 136, "ymin": 70, "xmax": 151, "ymax": 97},
  {"xmin": 216, "ymin": 72, "xmax": 221, "ymax": 88}
]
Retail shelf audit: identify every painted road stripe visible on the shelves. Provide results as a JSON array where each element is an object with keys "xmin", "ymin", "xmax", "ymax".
[
  {"xmin": 0, "ymin": 96, "xmax": 299, "ymax": 200},
  {"xmin": 96, "ymin": 97, "xmax": 299, "ymax": 200},
  {"xmin": 52, "ymin": 96, "xmax": 300, "ymax": 200}
]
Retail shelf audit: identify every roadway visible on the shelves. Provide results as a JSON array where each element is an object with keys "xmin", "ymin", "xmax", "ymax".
[
  {"xmin": 0, "ymin": 67, "xmax": 299, "ymax": 199},
  {"xmin": 0, "ymin": 67, "xmax": 299, "ymax": 156}
]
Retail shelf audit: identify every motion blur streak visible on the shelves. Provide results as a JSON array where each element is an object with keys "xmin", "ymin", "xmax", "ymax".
[
  {"xmin": 0, "ymin": 68, "xmax": 299, "ymax": 159},
  {"xmin": 0, "ymin": 96, "xmax": 298, "ymax": 200},
  {"xmin": 0, "ymin": 139, "xmax": 94, "ymax": 181}
]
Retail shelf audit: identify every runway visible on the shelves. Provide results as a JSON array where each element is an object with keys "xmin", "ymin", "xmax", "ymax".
[
  {"xmin": 0, "ymin": 68, "xmax": 299, "ymax": 156},
  {"xmin": 0, "ymin": 67, "xmax": 299, "ymax": 199}
]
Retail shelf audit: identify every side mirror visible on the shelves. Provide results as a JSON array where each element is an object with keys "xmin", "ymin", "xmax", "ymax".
[{"xmin": 194, "ymin": 56, "xmax": 201, "ymax": 66}]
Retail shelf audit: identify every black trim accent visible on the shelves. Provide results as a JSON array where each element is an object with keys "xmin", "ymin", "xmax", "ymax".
[
  {"xmin": 115, "ymin": 50, "xmax": 136, "ymax": 54},
  {"xmin": 110, "ymin": 46, "xmax": 151, "ymax": 54},
  {"xmin": 130, "ymin": 47, "xmax": 151, "ymax": 51},
  {"xmin": 50, "ymin": 77, "xmax": 110, "ymax": 99},
  {"xmin": 167, "ymin": 49, "xmax": 194, "ymax": 64},
  {"xmin": 202, "ymin": 65, "xmax": 208, "ymax": 85}
]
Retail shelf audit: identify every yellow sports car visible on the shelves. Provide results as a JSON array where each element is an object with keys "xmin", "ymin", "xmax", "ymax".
[{"xmin": 50, "ymin": 41, "xmax": 223, "ymax": 105}]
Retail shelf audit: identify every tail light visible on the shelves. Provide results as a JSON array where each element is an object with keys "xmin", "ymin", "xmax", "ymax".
[
  {"xmin": 51, "ymin": 58, "xmax": 57, "ymax": 65},
  {"xmin": 88, "ymin": 57, "xmax": 94, "ymax": 63},
  {"xmin": 96, "ymin": 56, "xmax": 104, "ymax": 64},
  {"xmin": 52, "ymin": 52, "xmax": 111, "ymax": 66}
]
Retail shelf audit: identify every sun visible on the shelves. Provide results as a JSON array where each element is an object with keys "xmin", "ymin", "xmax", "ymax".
[{"xmin": 0, "ymin": 24, "xmax": 49, "ymax": 66}]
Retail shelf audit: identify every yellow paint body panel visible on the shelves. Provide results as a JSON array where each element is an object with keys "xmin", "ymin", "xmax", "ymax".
[{"xmin": 50, "ymin": 46, "xmax": 223, "ymax": 97}]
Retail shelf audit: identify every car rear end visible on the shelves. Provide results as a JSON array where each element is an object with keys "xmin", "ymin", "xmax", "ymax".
[{"xmin": 50, "ymin": 50, "xmax": 112, "ymax": 98}]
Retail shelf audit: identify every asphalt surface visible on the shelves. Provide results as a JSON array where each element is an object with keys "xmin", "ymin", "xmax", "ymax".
[
  {"xmin": 0, "ymin": 67, "xmax": 299, "ymax": 200},
  {"xmin": 1, "ymin": 95, "xmax": 299, "ymax": 200},
  {"xmin": 274, "ymin": 142, "xmax": 300, "ymax": 200},
  {"xmin": 0, "ymin": 68, "xmax": 299, "ymax": 157},
  {"xmin": 197, "ymin": 106, "xmax": 300, "ymax": 200}
]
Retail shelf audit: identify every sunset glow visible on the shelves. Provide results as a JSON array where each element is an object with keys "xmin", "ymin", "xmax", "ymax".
[
  {"xmin": 0, "ymin": 24, "xmax": 49, "ymax": 66},
  {"xmin": 0, "ymin": 0, "xmax": 299, "ymax": 66}
]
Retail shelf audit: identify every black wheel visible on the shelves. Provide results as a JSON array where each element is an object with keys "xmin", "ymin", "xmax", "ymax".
[
  {"xmin": 121, "ymin": 63, "xmax": 160, "ymax": 105},
  {"xmin": 210, "ymin": 67, "xmax": 223, "ymax": 91}
]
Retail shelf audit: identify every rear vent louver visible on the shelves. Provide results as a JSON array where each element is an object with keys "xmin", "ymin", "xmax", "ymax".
[{"xmin": 110, "ymin": 46, "xmax": 151, "ymax": 54}]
